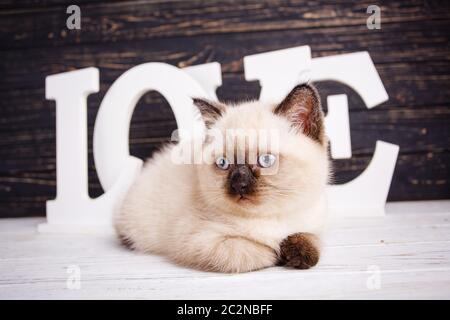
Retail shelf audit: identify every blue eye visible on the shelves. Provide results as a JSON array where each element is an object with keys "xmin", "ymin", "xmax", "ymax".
[
  {"xmin": 258, "ymin": 154, "xmax": 276, "ymax": 168},
  {"xmin": 215, "ymin": 157, "xmax": 230, "ymax": 170}
]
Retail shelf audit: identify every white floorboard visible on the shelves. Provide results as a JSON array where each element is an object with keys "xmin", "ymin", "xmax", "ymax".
[{"xmin": 1, "ymin": 200, "xmax": 450, "ymax": 299}]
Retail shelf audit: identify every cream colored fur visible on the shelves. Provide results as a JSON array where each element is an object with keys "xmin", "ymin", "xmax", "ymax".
[{"xmin": 115, "ymin": 100, "xmax": 329, "ymax": 273}]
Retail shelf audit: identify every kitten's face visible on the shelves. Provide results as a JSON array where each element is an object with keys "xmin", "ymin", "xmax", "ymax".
[{"xmin": 194, "ymin": 85, "xmax": 329, "ymax": 216}]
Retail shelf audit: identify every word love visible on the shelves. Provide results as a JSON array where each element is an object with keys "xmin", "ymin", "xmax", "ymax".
[{"xmin": 40, "ymin": 46, "xmax": 399, "ymax": 233}]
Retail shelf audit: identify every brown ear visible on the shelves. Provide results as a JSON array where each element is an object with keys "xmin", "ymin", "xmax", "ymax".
[
  {"xmin": 193, "ymin": 98, "xmax": 226, "ymax": 128},
  {"xmin": 274, "ymin": 84, "xmax": 325, "ymax": 145}
]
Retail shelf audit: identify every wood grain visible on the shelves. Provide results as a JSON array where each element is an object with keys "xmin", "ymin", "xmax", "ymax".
[
  {"xmin": 1, "ymin": 204, "xmax": 449, "ymax": 299},
  {"xmin": 0, "ymin": 0, "xmax": 449, "ymax": 217},
  {"xmin": 1, "ymin": 0, "xmax": 449, "ymax": 49}
]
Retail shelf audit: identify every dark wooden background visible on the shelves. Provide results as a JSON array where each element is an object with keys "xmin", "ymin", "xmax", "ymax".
[{"xmin": 0, "ymin": 0, "xmax": 449, "ymax": 217}]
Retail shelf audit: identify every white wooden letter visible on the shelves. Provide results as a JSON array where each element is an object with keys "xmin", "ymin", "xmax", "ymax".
[
  {"xmin": 41, "ymin": 63, "xmax": 215, "ymax": 233},
  {"xmin": 244, "ymin": 46, "xmax": 398, "ymax": 216},
  {"xmin": 41, "ymin": 68, "xmax": 102, "ymax": 232}
]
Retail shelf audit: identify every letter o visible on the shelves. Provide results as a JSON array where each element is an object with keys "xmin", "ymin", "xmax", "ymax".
[{"xmin": 93, "ymin": 62, "xmax": 208, "ymax": 191}]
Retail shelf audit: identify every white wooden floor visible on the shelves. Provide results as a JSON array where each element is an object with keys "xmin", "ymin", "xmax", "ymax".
[{"xmin": 1, "ymin": 200, "xmax": 450, "ymax": 299}]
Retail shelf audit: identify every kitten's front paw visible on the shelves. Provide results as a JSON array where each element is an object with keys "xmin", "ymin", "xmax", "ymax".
[{"xmin": 278, "ymin": 233, "xmax": 320, "ymax": 269}]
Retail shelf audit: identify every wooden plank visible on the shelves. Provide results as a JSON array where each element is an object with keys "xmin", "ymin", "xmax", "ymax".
[
  {"xmin": 1, "ymin": 268, "xmax": 449, "ymax": 299},
  {"xmin": 1, "ymin": 0, "xmax": 449, "ymax": 49},
  {"xmin": 0, "ymin": 1, "xmax": 106, "ymax": 10},
  {"xmin": 1, "ymin": 22, "xmax": 450, "ymax": 93},
  {"xmin": 0, "ymin": 210, "xmax": 449, "ymax": 299},
  {"xmin": 0, "ymin": 0, "xmax": 189, "ymax": 11}
]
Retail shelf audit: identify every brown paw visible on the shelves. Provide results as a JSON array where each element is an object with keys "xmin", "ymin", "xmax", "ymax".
[{"xmin": 278, "ymin": 233, "xmax": 320, "ymax": 269}]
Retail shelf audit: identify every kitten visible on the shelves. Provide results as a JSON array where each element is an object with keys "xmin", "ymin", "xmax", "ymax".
[{"xmin": 115, "ymin": 84, "xmax": 329, "ymax": 273}]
